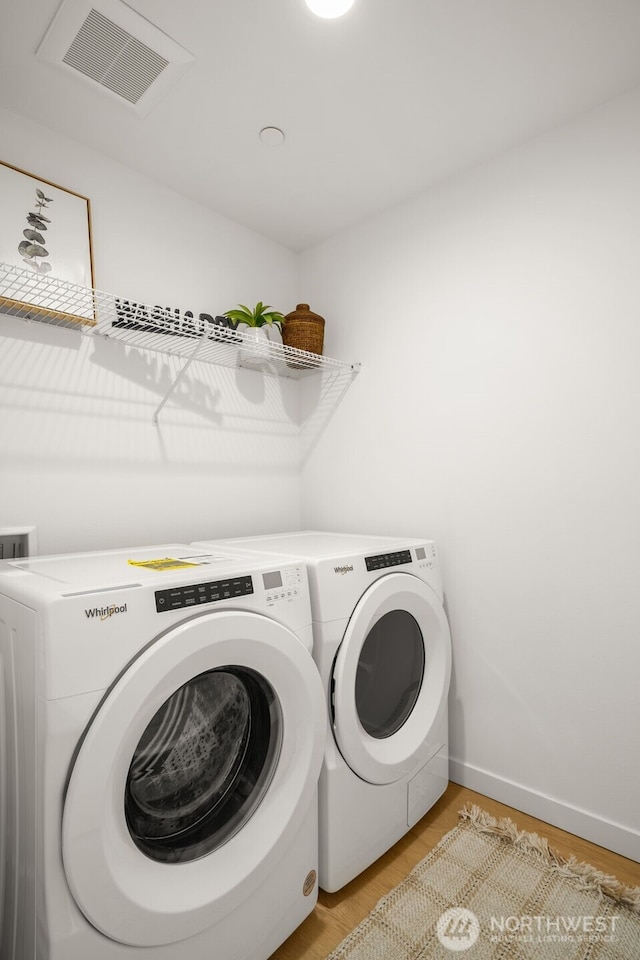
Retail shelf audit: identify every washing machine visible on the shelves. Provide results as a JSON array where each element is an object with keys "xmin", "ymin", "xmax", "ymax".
[
  {"xmin": 193, "ymin": 532, "xmax": 452, "ymax": 892},
  {"xmin": 0, "ymin": 543, "xmax": 326, "ymax": 959}
]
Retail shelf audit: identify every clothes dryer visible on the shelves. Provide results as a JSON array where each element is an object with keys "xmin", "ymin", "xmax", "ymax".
[
  {"xmin": 0, "ymin": 544, "xmax": 325, "ymax": 959},
  {"xmin": 193, "ymin": 532, "xmax": 452, "ymax": 892}
]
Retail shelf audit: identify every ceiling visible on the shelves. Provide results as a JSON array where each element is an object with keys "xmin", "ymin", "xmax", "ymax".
[{"xmin": 3, "ymin": 0, "xmax": 640, "ymax": 251}]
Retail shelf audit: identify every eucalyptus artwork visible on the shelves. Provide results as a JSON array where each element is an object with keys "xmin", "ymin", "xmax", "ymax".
[
  {"xmin": 18, "ymin": 185, "xmax": 55, "ymax": 275},
  {"xmin": 0, "ymin": 161, "xmax": 94, "ymax": 324}
]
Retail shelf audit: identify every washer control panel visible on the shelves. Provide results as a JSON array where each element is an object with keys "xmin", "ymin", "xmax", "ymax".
[
  {"xmin": 262, "ymin": 564, "xmax": 304, "ymax": 606},
  {"xmin": 155, "ymin": 575, "xmax": 253, "ymax": 613},
  {"xmin": 365, "ymin": 549, "xmax": 412, "ymax": 571},
  {"xmin": 415, "ymin": 543, "xmax": 439, "ymax": 571}
]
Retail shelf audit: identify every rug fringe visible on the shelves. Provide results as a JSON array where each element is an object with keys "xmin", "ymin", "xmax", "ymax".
[{"xmin": 459, "ymin": 804, "xmax": 640, "ymax": 914}]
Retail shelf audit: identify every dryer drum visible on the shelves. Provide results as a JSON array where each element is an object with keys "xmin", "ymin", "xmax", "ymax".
[{"xmin": 124, "ymin": 666, "xmax": 282, "ymax": 862}]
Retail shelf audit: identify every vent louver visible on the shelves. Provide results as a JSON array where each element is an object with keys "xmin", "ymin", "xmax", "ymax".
[
  {"xmin": 36, "ymin": 0, "xmax": 194, "ymax": 115},
  {"xmin": 62, "ymin": 9, "xmax": 169, "ymax": 105}
]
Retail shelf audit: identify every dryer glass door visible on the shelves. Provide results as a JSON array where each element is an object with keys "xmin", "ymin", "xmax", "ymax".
[
  {"xmin": 355, "ymin": 609, "xmax": 424, "ymax": 739},
  {"xmin": 332, "ymin": 573, "xmax": 451, "ymax": 785},
  {"xmin": 125, "ymin": 666, "xmax": 281, "ymax": 863}
]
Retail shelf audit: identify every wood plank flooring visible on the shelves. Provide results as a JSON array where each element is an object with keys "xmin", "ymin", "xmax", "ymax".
[{"xmin": 270, "ymin": 783, "xmax": 640, "ymax": 960}]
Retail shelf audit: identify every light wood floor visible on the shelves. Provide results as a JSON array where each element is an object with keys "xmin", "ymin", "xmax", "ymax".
[{"xmin": 270, "ymin": 783, "xmax": 640, "ymax": 960}]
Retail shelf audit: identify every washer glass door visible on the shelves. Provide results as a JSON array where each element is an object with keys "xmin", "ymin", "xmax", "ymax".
[
  {"xmin": 62, "ymin": 610, "xmax": 325, "ymax": 947},
  {"xmin": 331, "ymin": 573, "xmax": 451, "ymax": 785},
  {"xmin": 126, "ymin": 666, "xmax": 281, "ymax": 863}
]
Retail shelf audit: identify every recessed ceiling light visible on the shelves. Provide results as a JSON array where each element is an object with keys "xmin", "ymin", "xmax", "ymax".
[
  {"xmin": 259, "ymin": 126, "xmax": 285, "ymax": 146},
  {"xmin": 305, "ymin": 0, "xmax": 356, "ymax": 19}
]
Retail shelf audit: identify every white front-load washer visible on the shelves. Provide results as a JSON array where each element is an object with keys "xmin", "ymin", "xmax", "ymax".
[
  {"xmin": 0, "ymin": 543, "xmax": 325, "ymax": 960},
  {"xmin": 192, "ymin": 532, "xmax": 452, "ymax": 892}
]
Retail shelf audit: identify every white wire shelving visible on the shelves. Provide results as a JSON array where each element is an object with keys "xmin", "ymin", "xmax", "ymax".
[
  {"xmin": 1, "ymin": 261, "xmax": 360, "ymax": 422},
  {"xmin": 0, "ymin": 260, "xmax": 97, "ymax": 328}
]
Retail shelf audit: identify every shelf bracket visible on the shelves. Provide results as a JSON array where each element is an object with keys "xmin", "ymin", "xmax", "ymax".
[{"xmin": 151, "ymin": 334, "xmax": 208, "ymax": 425}]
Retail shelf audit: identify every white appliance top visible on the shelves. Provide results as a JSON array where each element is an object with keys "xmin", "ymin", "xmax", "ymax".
[
  {"xmin": 0, "ymin": 544, "xmax": 295, "ymax": 593},
  {"xmin": 0, "ymin": 544, "xmax": 313, "ymax": 700},
  {"xmin": 213, "ymin": 531, "xmax": 426, "ymax": 561},
  {"xmin": 200, "ymin": 531, "xmax": 444, "ymax": 617}
]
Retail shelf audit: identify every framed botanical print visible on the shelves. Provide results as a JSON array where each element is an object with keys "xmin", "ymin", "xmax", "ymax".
[{"xmin": 0, "ymin": 161, "xmax": 96, "ymax": 325}]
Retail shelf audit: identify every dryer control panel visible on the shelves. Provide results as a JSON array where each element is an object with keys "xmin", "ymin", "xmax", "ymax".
[
  {"xmin": 365, "ymin": 549, "xmax": 411, "ymax": 571},
  {"xmin": 155, "ymin": 575, "xmax": 254, "ymax": 612}
]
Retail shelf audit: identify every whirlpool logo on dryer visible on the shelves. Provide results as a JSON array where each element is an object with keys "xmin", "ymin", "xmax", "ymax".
[
  {"xmin": 334, "ymin": 565, "xmax": 354, "ymax": 575},
  {"xmin": 84, "ymin": 603, "xmax": 128, "ymax": 621}
]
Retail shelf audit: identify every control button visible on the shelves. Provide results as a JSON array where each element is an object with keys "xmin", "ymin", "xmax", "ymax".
[
  {"xmin": 155, "ymin": 574, "xmax": 254, "ymax": 613},
  {"xmin": 365, "ymin": 549, "xmax": 411, "ymax": 572}
]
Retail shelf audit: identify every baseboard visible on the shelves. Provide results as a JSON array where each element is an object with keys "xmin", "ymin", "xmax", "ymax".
[{"xmin": 449, "ymin": 758, "xmax": 640, "ymax": 864}]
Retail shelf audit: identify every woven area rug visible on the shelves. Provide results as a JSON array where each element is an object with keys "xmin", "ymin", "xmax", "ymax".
[{"xmin": 326, "ymin": 805, "xmax": 640, "ymax": 960}]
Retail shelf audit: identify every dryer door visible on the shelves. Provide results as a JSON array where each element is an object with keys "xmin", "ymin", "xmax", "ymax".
[
  {"xmin": 62, "ymin": 610, "xmax": 325, "ymax": 947},
  {"xmin": 331, "ymin": 573, "xmax": 451, "ymax": 785}
]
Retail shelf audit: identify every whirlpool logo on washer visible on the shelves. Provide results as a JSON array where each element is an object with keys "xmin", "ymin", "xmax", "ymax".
[
  {"xmin": 334, "ymin": 564, "xmax": 354, "ymax": 575},
  {"xmin": 84, "ymin": 603, "xmax": 128, "ymax": 621}
]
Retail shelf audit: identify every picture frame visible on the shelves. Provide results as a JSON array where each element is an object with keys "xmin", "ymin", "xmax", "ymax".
[{"xmin": 0, "ymin": 160, "xmax": 96, "ymax": 326}]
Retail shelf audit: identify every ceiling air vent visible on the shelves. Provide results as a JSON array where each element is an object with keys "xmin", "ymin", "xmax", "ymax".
[
  {"xmin": 36, "ymin": 0, "xmax": 194, "ymax": 115},
  {"xmin": 62, "ymin": 9, "xmax": 169, "ymax": 104}
]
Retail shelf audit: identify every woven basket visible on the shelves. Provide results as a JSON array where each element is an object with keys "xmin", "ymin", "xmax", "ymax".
[{"xmin": 282, "ymin": 303, "xmax": 325, "ymax": 367}]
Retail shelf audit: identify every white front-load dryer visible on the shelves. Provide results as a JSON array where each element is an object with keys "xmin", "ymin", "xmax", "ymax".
[
  {"xmin": 192, "ymin": 532, "xmax": 452, "ymax": 892},
  {"xmin": 0, "ymin": 544, "xmax": 325, "ymax": 959}
]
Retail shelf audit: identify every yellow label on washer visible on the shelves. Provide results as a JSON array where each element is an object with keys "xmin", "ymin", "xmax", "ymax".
[{"xmin": 128, "ymin": 557, "xmax": 199, "ymax": 571}]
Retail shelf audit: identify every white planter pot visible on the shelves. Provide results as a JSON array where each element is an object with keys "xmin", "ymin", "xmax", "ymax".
[{"xmin": 238, "ymin": 326, "xmax": 270, "ymax": 368}]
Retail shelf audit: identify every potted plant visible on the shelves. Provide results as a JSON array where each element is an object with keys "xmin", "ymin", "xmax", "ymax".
[
  {"xmin": 224, "ymin": 302, "xmax": 285, "ymax": 330},
  {"xmin": 224, "ymin": 302, "xmax": 285, "ymax": 368}
]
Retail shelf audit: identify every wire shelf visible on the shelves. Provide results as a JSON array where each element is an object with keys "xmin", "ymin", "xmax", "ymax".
[
  {"xmin": 0, "ymin": 261, "xmax": 359, "ymax": 382},
  {"xmin": 0, "ymin": 260, "xmax": 96, "ymax": 328}
]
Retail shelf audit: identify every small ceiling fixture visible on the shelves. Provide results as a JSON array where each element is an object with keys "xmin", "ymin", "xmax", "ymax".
[
  {"xmin": 259, "ymin": 126, "xmax": 285, "ymax": 146},
  {"xmin": 305, "ymin": 0, "xmax": 356, "ymax": 19}
]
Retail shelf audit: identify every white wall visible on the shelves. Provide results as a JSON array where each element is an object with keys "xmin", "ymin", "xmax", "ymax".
[
  {"xmin": 3, "ymin": 85, "xmax": 639, "ymax": 860},
  {"xmin": 299, "ymin": 85, "xmax": 640, "ymax": 859},
  {"xmin": 0, "ymin": 107, "xmax": 302, "ymax": 554}
]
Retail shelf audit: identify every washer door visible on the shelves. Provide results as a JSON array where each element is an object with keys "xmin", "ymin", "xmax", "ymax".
[
  {"xmin": 331, "ymin": 573, "xmax": 451, "ymax": 785},
  {"xmin": 62, "ymin": 610, "xmax": 325, "ymax": 947}
]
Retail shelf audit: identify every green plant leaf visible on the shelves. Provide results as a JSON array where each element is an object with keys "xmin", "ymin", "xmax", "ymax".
[
  {"xmin": 225, "ymin": 302, "xmax": 284, "ymax": 327},
  {"xmin": 224, "ymin": 307, "xmax": 256, "ymax": 326},
  {"xmin": 259, "ymin": 309, "xmax": 284, "ymax": 327}
]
